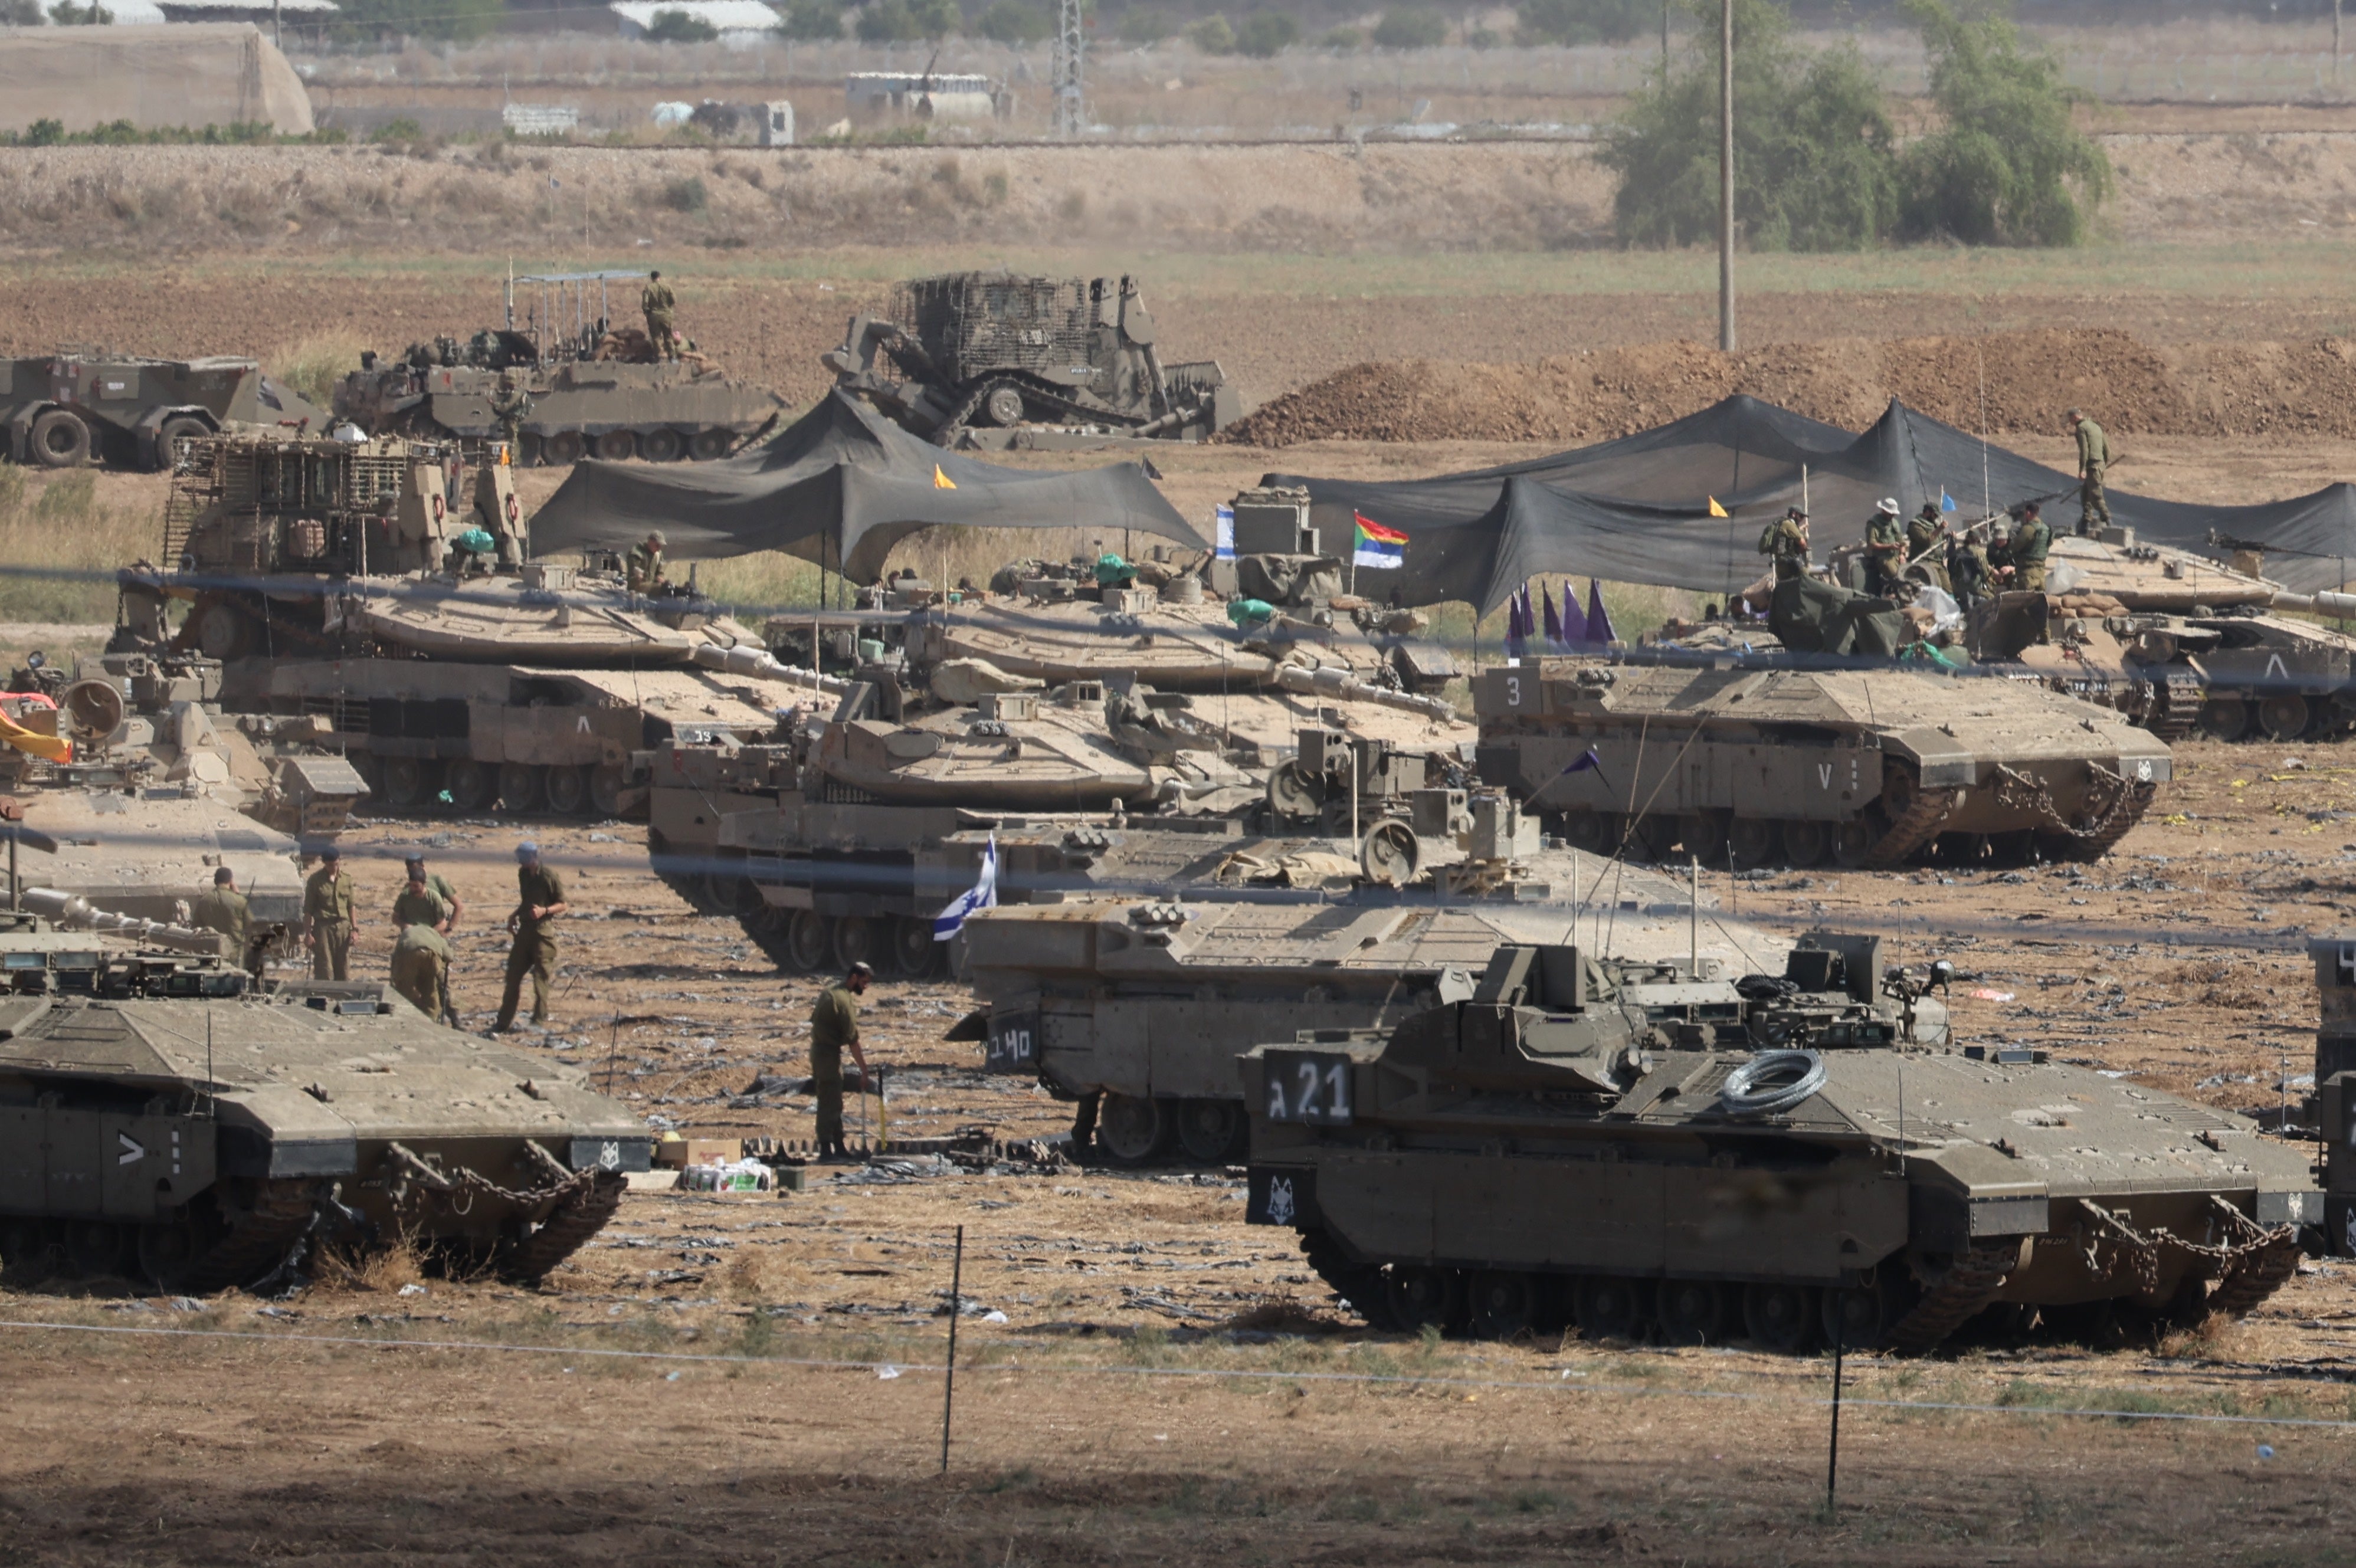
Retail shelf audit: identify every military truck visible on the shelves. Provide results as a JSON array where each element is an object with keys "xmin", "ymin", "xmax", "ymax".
[
  {"xmin": 1244, "ymin": 940, "xmax": 2317, "ymax": 1349},
  {"xmin": 824, "ymin": 271, "xmax": 1239, "ymax": 447},
  {"xmin": 2, "ymin": 351, "xmax": 325, "ymax": 471},
  {"xmin": 1477, "ymin": 652, "xmax": 2171, "ymax": 870},
  {"xmin": 0, "ymin": 894, "xmax": 648, "ymax": 1291},
  {"xmin": 331, "ymin": 271, "xmax": 787, "ymax": 464},
  {"xmin": 2308, "ymin": 934, "xmax": 2356, "ymax": 1256}
]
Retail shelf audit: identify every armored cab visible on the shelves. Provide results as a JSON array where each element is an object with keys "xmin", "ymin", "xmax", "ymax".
[
  {"xmin": 113, "ymin": 431, "xmax": 830, "ymax": 818},
  {"xmin": 2310, "ymin": 934, "xmax": 2356, "ymax": 1255},
  {"xmin": 331, "ymin": 272, "xmax": 787, "ymax": 465},
  {"xmin": 0, "ymin": 902, "xmax": 649, "ymax": 1290},
  {"xmin": 1477, "ymin": 653, "xmax": 2171, "ymax": 870},
  {"xmin": 1, "ymin": 351, "xmax": 326, "ymax": 471},
  {"xmin": 1244, "ymin": 940, "xmax": 2318, "ymax": 1350},
  {"xmin": 825, "ymin": 271, "xmax": 1239, "ymax": 447}
]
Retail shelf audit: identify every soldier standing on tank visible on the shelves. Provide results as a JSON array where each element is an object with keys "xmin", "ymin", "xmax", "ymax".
[
  {"xmin": 303, "ymin": 847, "xmax": 356, "ymax": 982},
  {"xmin": 627, "ymin": 530, "xmax": 667, "ymax": 595},
  {"xmin": 1906, "ymin": 502, "xmax": 1952, "ymax": 593},
  {"xmin": 392, "ymin": 859, "xmax": 459, "ymax": 1024},
  {"xmin": 2068, "ymin": 408, "xmax": 2111, "ymax": 536},
  {"xmin": 192, "ymin": 866, "xmax": 249, "ymax": 967},
  {"xmin": 390, "ymin": 923, "xmax": 455, "ymax": 1019},
  {"xmin": 493, "ymin": 841, "xmax": 567, "ymax": 1034},
  {"xmin": 1949, "ymin": 524, "xmax": 1994, "ymax": 615},
  {"xmin": 642, "ymin": 270, "xmax": 678, "ymax": 360},
  {"xmin": 489, "ymin": 370, "xmax": 533, "ymax": 466},
  {"xmin": 1757, "ymin": 507, "xmax": 1810, "ymax": 581},
  {"xmin": 2000, "ymin": 500, "xmax": 2053, "ymax": 592},
  {"xmin": 1863, "ymin": 498, "xmax": 1908, "ymax": 599},
  {"xmin": 809, "ymin": 962, "xmax": 873, "ymax": 1160}
]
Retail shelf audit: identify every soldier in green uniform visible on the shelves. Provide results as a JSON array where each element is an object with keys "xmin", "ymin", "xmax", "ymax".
[
  {"xmin": 1755, "ymin": 507, "xmax": 1811, "ymax": 582},
  {"xmin": 401, "ymin": 854, "xmax": 463, "ymax": 930},
  {"xmin": 1863, "ymin": 498, "xmax": 1908, "ymax": 599},
  {"xmin": 2004, "ymin": 500, "xmax": 2053, "ymax": 592},
  {"xmin": 390, "ymin": 923, "xmax": 455, "ymax": 1019},
  {"xmin": 641, "ymin": 270, "xmax": 678, "ymax": 360},
  {"xmin": 489, "ymin": 371, "xmax": 533, "ymax": 465},
  {"xmin": 493, "ymin": 841, "xmax": 568, "ymax": 1033},
  {"xmin": 191, "ymin": 866, "xmax": 250, "ymax": 966},
  {"xmin": 627, "ymin": 530, "xmax": 667, "ymax": 595},
  {"xmin": 2068, "ymin": 408, "xmax": 2111, "ymax": 536},
  {"xmin": 1949, "ymin": 525, "xmax": 1994, "ymax": 614},
  {"xmin": 1906, "ymin": 503, "xmax": 1952, "ymax": 593},
  {"xmin": 808, "ymin": 961, "xmax": 873, "ymax": 1159},
  {"xmin": 392, "ymin": 861, "xmax": 457, "ymax": 1024},
  {"xmin": 302, "ymin": 847, "xmax": 356, "ymax": 982}
]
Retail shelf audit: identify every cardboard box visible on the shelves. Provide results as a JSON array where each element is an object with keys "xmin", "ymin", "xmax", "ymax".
[{"xmin": 651, "ymin": 1136, "xmax": 743, "ymax": 1169}]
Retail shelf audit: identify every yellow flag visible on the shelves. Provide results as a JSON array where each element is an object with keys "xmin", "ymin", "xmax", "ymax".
[
  {"xmin": 933, "ymin": 464, "xmax": 957, "ymax": 490},
  {"xmin": 1707, "ymin": 497, "xmax": 1729, "ymax": 518},
  {"xmin": 0, "ymin": 709, "xmax": 70, "ymax": 764}
]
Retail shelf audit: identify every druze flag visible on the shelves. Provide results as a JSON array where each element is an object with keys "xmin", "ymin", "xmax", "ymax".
[{"xmin": 1352, "ymin": 514, "xmax": 1407, "ymax": 568}]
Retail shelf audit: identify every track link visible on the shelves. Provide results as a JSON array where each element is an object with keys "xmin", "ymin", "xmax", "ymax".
[
  {"xmin": 2052, "ymin": 780, "xmax": 2157, "ymax": 864},
  {"xmin": 2206, "ymin": 1230, "xmax": 2302, "ymax": 1322},
  {"xmin": 2141, "ymin": 668, "xmax": 2206, "ymax": 742},
  {"xmin": 1863, "ymin": 786, "xmax": 1961, "ymax": 870},
  {"xmin": 497, "ymin": 1168, "xmax": 627, "ymax": 1283},
  {"xmin": 181, "ymin": 1180, "xmax": 323, "ymax": 1295},
  {"xmin": 1886, "ymin": 1243, "xmax": 2017, "ymax": 1354},
  {"xmin": 1300, "ymin": 1232, "xmax": 1398, "ymax": 1331}
]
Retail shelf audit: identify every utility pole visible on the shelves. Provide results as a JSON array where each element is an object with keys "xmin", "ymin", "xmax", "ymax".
[
  {"xmin": 1717, "ymin": 0, "xmax": 1735, "ymax": 353},
  {"xmin": 1052, "ymin": 0, "xmax": 1085, "ymax": 138},
  {"xmin": 1660, "ymin": 0, "xmax": 1668, "ymax": 70},
  {"xmin": 2337, "ymin": 0, "xmax": 2344, "ymax": 90}
]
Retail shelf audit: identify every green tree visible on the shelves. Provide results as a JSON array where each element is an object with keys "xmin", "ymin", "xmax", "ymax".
[
  {"xmin": 975, "ymin": 0, "xmax": 1050, "ymax": 41},
  {"xmin": 1184, "ymin": 12, "xmax": 1234, "ymax": 52},
  {"xmin": 0, "ymin": 0, "xmax": 42, "ymax": 24},
  {"xmin": 47, "ymin": 0, "xmax": 113, "ymax": 21},
  {"xmin": 1233, "ymin": 9, "xmax": 1296, "ymax": 55},
  {"xmin": 643, "ymin": 6, "xmax": 719, "ymax": 41},
  {"xmin": 1516, "ymin": 0, "xmax": 1650, "ymax": 44},
  {"xmin": 1896, "ymin": 0, "xmax": 2110, "ymax": 246},
  {"xmin": 775, "ymin": 0, "xmax": 843, "ymax": 37},
  {"xmin": 1370, "ymin": 6, "xmax": 1445, "ymax": 47},
  {"xmin": 1599, "ymin": 0, "xmax": 1895, "ymax": 251},
  {"xmin": 1116, "ymin": 6, "xmax": 1170, "ymax": 42},
  {"xmin": 329, "ymin": 0, "xmax": 503, "ymax": 43}
]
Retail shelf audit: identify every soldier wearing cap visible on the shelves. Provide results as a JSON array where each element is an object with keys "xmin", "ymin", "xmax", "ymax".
[
  {"xmin": 627, "ymin": 530, "xmax": 668, "ymax": 595},
  {"xmin": 493, "ymin": 841, "xmax": 567, "ymax": 1033},
  {"xmin": 192, "ymin": 866, "xmax": 250, "ymax": 967},
  {"xmin": 809, "ymin": 962, "xmax": 873, "ymax": 1160},
  {"xmin": 1757, "ymin": 507, "xmax": 1811, "ymax": 582},
  {"xmin": 1863, "ymin": 498, "xmax": 1908, "ymax": 599},
  {"xmin": 302, "ymin": 847, "xmax": 356, "ymax": 982}
]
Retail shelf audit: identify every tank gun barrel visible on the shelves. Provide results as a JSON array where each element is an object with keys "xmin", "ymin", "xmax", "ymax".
[
  {"xmin": 2270, "ymin": 589, "xmax": 2356, "ymax": 619},
  {"xmin": 689, "ymin": 641, "xmax": 851, "ymax": 697},
  {"xmin": 19, "ymin": 887, "xmax": 228, "ymax": 956},
  {"xmin": 1273, "ymin": 662, "xmax": 1458, "ymax": 724}
]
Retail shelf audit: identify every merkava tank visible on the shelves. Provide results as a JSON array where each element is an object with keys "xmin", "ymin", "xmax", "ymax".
[
  {"xmin": 113, "ymin": 430, "xmax": 831, "ymax": 818},
  {"xmin": 825, "ymin": 270, "xmax": 1238, "ymax": 448},
  {"xmin": 953, "ymin": 849, "xmax": 1936, "ymax": 1164},
  {"xmin": 0, "ymin": 890, "xmax": 650, "ymax": 1291},
  {"xmin": 332, "ymin": 271, "xmax": 788, "ymax": 466},
  {"xmin": 2, "ymin": 349, "xmax": 326, "ymax": 471},
  {"xmin": 1476, "ymin": 651, "xmax": 2171, "ymax": 870},
  {"xmin": 1242, "ymin": 938, "xmax": 2319, "ymax": 1350}
]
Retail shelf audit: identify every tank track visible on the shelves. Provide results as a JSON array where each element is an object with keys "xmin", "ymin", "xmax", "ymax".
[
  {"xmin": 1886, "ymin": 1242, "xmax": 2017, "ymax": 1354},
  {"xmin": 2206, "ymin": 1229, "xmax": 2302, "ymax": 1321},
  {"xmin": 1863, "ymin": 786, "xmax": 1962, "ymax": 870},
  {"xmin": 930, "ymin": 371, "xmax": 1196, "ymax": 448},
  {"xmin": 2139, "ymin": 669, "xmax": 2206, "ymax": 742},
  {"xmin": 181, "ymin": 1179, "xmax": 324, "ymax": 1295},
  {"xmin": 2049, "ymin": 780, "xmax": 2156, "ymax": 864},
  {"xmin": 497, "ymin": 1167, "xmax": 628, "ymax": 1283},
  {"xmin": 1300, "ymin": 1232, "xmax": 1398, "ymax": 1331}
]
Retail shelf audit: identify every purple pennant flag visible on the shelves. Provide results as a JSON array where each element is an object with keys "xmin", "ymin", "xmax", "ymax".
[
  {"xmin": 1561, "ymin": 581, "xmax": 1589, "ymax": 645},
  {"xmin": 1586, "ymin": 579, "xmax": 1617, "ymax": 645},
  {"xmin": 1541, "ymin": 582, "xmax": 1564, "ymax": 645}
]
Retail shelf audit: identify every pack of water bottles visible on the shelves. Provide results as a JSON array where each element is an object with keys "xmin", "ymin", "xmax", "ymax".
[{"xmin": 676, "ymin": 1157, "xmax": 775, "ymax": 1193}]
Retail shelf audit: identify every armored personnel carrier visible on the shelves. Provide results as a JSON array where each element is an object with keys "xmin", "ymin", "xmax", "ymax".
[
  {"xmin": 825, "ymin": 271, "xmax": 1238, "ymax": 447},
  {"xmin": 1477, "ymin": 653, "xmax": 2170, "ymax": 869},
  {"xmin": 2, "ymin": 350, "xmax": 326, "ymax": 471},
  {"xmin": 0, "ymin": 892, "xmax": 649, "ymax": 1290},
  {"xmin": 331, "ymin": 271, "xmax": 787, "ymax": 465},
  {"xmin": 114, "ymin": 431, "xmax": 830, "ymax": 817},
  {"xmin": 1244, "ymin": 940, "xmax": 2318, "ymax": 1349}
]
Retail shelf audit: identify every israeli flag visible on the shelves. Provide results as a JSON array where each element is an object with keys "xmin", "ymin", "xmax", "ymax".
[
  {"xmin": 933, "ymin": 835, "xmax": 998, "ymax": 940},
  {"xmin": 1214, "ymin": 503, "xmax": 1236, "ymax": 560},
  {"xmin": 1939, "ymin": 490, "xmax": 1957, "ymax": 513}
]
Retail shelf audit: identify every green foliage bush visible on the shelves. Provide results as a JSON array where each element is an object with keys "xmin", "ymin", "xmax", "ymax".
[
  {"xmin": 47, "ymin": 0, "xmax": 112, "ymax": 22},
  {"xmin": 1184, "ymin": 12, "xmax": 1234, "ymax": 52},
  {"xmin": 643, "ymin": 6, "xmax": 719, "ymax": 40},
  {"xmin": 975, "ymin": 0, "xmax": 1050, "ymax": 41},
  {"xmin": 1234, "ymin": 9, "xmax": 1297, "ymax": 55},
  {"xmin": 775, "ymin": 0, "xmax": 843, "ymax": 37},
  {"xmin": 664, "ymin": 174, "xmax": 710, "ymax": 213},
  {"xmin": 0, "ymin": 0, "xmax": 44, "ymax": 24},
  {"xmin": 1117, "ymin": 6, "xmax": 1170, "ymax": 42},
  {"xmin": 1516, "ymin": 0, "xmax": 1652, "ymax": 45},
  {"xmin": 1320, "ymin": 22, "xmax": 1361, "ymax": 47},
  {"xmin": 1371, "ymin": 6, "xmax": 1445, "ymax": 48}
]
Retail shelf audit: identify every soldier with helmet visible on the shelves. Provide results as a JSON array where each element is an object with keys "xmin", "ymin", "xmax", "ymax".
[
  {"xmin": 1757, "ymin": 506, "xmax": 1811, "ymax": 582},
  {"xmin": 1906, "ymin": 501, "xmax": 1952, "ymax": 593},
  {"xmin": 627, "ymin": 530, "xmax": 669, "ymax": 595},
  {"xmin": 1996, "ymin": 500, "xmax": 2053, "ymax": 593},
  {"xmin": 489, "ymin": 370, "xmax": 532, "ymax": 464}
]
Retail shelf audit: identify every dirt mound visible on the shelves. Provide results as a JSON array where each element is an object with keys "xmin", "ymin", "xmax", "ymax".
[{"xmin": 1221, "ymin": 327, "xmax": 2356, "ymax": 447}]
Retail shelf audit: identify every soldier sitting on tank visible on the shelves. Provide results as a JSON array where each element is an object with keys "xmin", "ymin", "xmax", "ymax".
[
  {"xmin": 627, "ymin": 530, "xmax": 668, "ymax": 595},
  {"xmin": 447, "ymin": 525, "xmax": 499, "ymax": 576},
  {"xmin": 1948, "ymin": 524, "xmax": 1994, "ymax": 614},
  {"xmin": 1757, "ymin": 507, "xmax": 1810, "ymax": 582},
  {"xmin": 1863, "ymin": 498, "xmax": 1908, "ymax": 598}
]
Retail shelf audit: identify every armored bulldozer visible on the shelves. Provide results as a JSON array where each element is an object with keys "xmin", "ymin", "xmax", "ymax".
[
  {"xmin": 1477, "ymin": 652, "xmax": 2171, "ymax": 870},
  {"xmin": 2307, "ymin": 934, "xmax": 2356, "ymax": 1255},
  {"xmin": 2, "ymin": 351, "xmax": 326, "ymax": 471},
  {"xmin": 825, "ymin": 271, "xmax": 1239, "ymax": 447},
  {"xmin": 0, "ymin": 896, "xmax": 649, "ymax": 1291},
  {"xmin": 331, "ymin": 271, "xmax": 787, "ymax": 465},
  {"xmin": 113, "ymin": 431, "xmax": 832, "ymax": 818},
  {"xmin": 1244, "ymin": 939, "xmax": 2318, "ymax": 1350}
]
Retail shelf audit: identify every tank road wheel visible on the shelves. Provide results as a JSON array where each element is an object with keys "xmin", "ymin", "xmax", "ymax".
[
  {"xmin": 784, "ymin": 910, "xmax": 829, "ymax": 973},
  {"xmin": 376, "ymin": 756, "xmax": 437, "ymax": 812},
  {"xmin": 1175, "ymin": 1098, "xmax": 1246, "ymax": 1164},
  {"xmin": 517, "ymin": 432, "xmax": 543, "ymax": 468},
  {"xmin": 30, "ymin": 408, "xmax": 91, "ymax": 468},
  {"xmin": 1264, "ymin": 762, "xmax": 1326, "ymax": 826},
  {"xmin": 1742, "ymin": 1282, "xmax": 1821, "ymax": 1353},
  {"xmin": 640, "ymin": 428, "xmax": 684, "ymax": 463},
  {"xmin": 543, "ymin": 764, "xmax": 593, "ymax": 816},
  {"xmin": 982, "ymin": 383, "xmax": 1028, "ymax": 428},
  {"xmin": 1467, "ymin": 1271, "xmax": 1541, "ymax": 1341},
  {"xmin": 2259, "ymin": 693, "xmax": 2312, "ymax": 741},
  {"xmin": 0, "ymin": 1218, "xmax": 53, "ymax": 1281},
  {"xmin": 1094, "ymin": 1092, "xmax": 1172, "ymax": 1167},
  {"xmin": 1822, "ymin": 1278, "xmax": 1901, "ymax": 1352},
  {"xmin": 588, "ymin": 762, "xmax": 628, "ymax": 818},
  {"xmin": 1656, "ymin": 1278, "xmax": 1732, "ymax": 1346},
  {"xmin": 444, "ymin": 758, "xmax": 496, "ymax": 813},
  {"xmin": 2198, "ymin": 695, "xmax": 2250, "ymax": 742},
  {"xmin": 1574, "ymin": 1275, "xmax": 1650, "ymax": 1343},
  {"xmin": 1385, "ymin": 1265, "xmax": 1462, "ymax": 1334},
  {"xmin": 1555, "ymin": 809, "xmax": 1613, "ymax": 856},
  {"xmin": 1625, "ymin": 815, "xmax": 1679, "ymax": 863},
  {"xmin": 155, "ymin": 414, "xmax": 210, "ymax": 471},
  {"xmin": 832, "ymin": 916, "xmax": 880, "ymax": 973},
  {"xmin": 65, "ymin": 1220, "xmax": 126, "ymax": 1278},
  {"xmin": 594, "ymin": 429, "xmax": 637, "ymax": 462},
  {"xmin": 1726, "ymin": 817, "xmax": 1778, "ymax": 870},
  {"xmin": 892, "ymin": 916, "xmax": 942, "ymax": 979},
  {"xmin": 700, "ymin": 862, "xmax": 761, "ymax": 919},
  {"xmin": 137, "ymin": 1219, "xmax": 209, "ymax": 1290},
  {"xmin": 1779, "ymin": 820, "xmax": 1830, "ymax": 869},
  {"xmin": 689, "ymin": 428, "xmax": 733, "ymax": 461},
  {"xmin": 192, "ymin": 598, "xmax": 253, "ymax": 661},
  {"xmin": 497, "ymin": 762, "xmax": 546, "ymax": 813},
  {"xmin": 1682, "ymin": 811, "xmax": 1730, "ymax": 868},
  {"xmin": 546, "ymin": 430, "xmax": 586, "ymax": 465}
]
